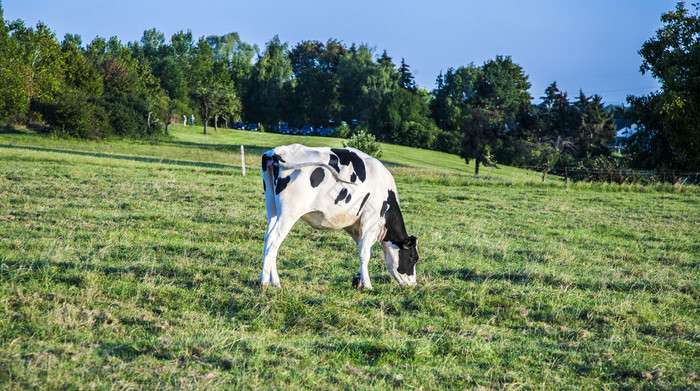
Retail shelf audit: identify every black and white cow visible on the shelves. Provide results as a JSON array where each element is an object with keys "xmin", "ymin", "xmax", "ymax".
[{"xmin": 259, "ymin": 143, "xmax": 419, "ymax": 289}]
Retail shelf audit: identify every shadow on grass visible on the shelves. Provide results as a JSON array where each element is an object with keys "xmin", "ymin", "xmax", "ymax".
[
  {"xmin": 0, "ymin": 143, "xmax": 240, "ymax": 171},
  {"xmin": 162, "ymin": 140, "xmax": 269, "ymax": 155},
  {"xmin": 440, "ymin": 268, "xmax": 533, "ymax": 284},
  {"xmin": 0, "ymin": 126, "xmax": 27, "ymax": 135},
  {"xmin": 99, "ymin": 342, "xmax": 153, "ymax": 361},
  {"xmin": 440, "ymin": 267, "xmax": 688, "ymax": 295}
]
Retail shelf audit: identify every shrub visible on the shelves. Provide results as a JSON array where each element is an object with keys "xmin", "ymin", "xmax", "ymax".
[
  {"xmin": 569, "ymin": 155, "xmax": 647, "ymax": 184},
  {"xmin": 343, "ymin": 128, "xmax": 383, "ymax": 158},
  {"xmin": 432, "ymin": 129, "xmax": 461, "ymax": 155},
  {"xmin": 333, "ymin": 123, "xmax": 352, "ymax": 138},
  {"xmin": 96, "ymin": 93, "xmax": 149, "ymax": 138},
  {"xmin": 42, "ymin": 89, "xmax": 111, "ymax": 139}
]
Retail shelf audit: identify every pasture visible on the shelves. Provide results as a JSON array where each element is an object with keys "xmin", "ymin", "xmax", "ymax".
[{"xmin": 1, "ymin": 126, "xmax": 698, "ymax": 389}]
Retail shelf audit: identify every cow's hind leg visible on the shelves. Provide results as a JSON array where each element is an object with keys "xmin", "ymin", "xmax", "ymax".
[{"xmin": 259, "ymin": 216, "xmax": 296, "ymax": 287}]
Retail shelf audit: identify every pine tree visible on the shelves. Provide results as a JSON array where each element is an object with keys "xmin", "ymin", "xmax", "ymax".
[{"xmin": 398, "ymin": 57, "xmax": 416, "ymax": 92}]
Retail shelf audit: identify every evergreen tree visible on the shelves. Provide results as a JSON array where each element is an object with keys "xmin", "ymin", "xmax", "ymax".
[
  {"xmin": 572, "ymin": 91, "xmax": 616, "ymax": 159},
  {"xmin": 398, "ymin": 57, "xmax": 416, "ymax": 92}
]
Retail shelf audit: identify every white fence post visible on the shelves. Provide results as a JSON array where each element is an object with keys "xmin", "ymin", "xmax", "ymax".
[{"xmin": 241, "ymin": 145, "xmax": 246, "ymax": 176}]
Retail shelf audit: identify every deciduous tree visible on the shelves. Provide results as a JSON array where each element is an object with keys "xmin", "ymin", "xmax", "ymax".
[{"xmin": 627, "ymin": 2, "xmax": 700, "ymax": 170}]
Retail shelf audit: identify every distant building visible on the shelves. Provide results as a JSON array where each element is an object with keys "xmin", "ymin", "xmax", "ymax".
[{"xmin": 610, "ymin": 125, "xmax": 637, "ymax": 153}]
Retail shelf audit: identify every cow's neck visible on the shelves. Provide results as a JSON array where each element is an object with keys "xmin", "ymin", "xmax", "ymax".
[{"xmin": 381, "ymin": 190, "xmax": 408, "ymax": 245}]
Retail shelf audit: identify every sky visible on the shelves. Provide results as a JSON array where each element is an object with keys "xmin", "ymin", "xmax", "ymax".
[{"xmin": 3, "ymin": 0, "xmax": 681, "ymax": 106}]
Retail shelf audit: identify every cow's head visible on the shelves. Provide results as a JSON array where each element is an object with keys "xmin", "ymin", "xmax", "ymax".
[{"xmin": 383, "ymin": 235, "xmax": 418, "ymax": 286}]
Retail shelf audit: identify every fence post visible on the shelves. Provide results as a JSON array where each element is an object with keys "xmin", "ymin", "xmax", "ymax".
[
  {"xmin": 565, "ymin": 167, "xmax": 569, "ymax": 185},
  {"xmin": 241, "ymin": 145, "xmax": 245, "ymax": 176}
]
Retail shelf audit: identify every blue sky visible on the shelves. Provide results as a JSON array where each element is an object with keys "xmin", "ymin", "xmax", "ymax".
[{"xmin": 4, "ymin": 0, "xmax": 679, "ymax": 105}]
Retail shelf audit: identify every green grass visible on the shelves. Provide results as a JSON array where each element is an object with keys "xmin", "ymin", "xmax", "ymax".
[{"xmin": 1, "ymin": 126, "xmax": 698, "ymax": 389}]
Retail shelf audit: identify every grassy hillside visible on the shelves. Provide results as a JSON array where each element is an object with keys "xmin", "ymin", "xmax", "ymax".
[{"xmin": 1, "ymin": 127, "xmax": 698, "ymax": 389}]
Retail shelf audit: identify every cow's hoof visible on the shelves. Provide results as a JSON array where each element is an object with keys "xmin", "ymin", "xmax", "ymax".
[
  {"xmin": 351, "ymin": 273, "xmax": 361, "ymax": 289},
  {"xmin": 256, "ymin": 281, "xmax": 267, "ymax": 289}
]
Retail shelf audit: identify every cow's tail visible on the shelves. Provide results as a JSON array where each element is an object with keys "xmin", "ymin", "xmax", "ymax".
[
  {"xmin": 277, "ymin": 162, "xmax": 357, "ymax": 185},
  {"xmin": 262, "ymin": 154, "xmax": 278, "ymax": 219}
]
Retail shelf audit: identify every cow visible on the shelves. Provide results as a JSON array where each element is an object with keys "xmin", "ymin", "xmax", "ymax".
[{"xmin": 259, "ymin": 143, "xmax": 419, "ymax": 289}]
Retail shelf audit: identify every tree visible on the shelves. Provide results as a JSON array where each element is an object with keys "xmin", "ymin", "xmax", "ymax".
[
  {"xmin": 245, "ymin": 35, "xmax": 291, "ymax": 128},
  {"xmin": 461, "ymin": 108, "xmax": 504, "ymax": 175},
  {"xmin": 152, "ymin": 56, "xmax": 187, "ymax": 101},
  {"xmin": 288, "ymin": 39, "xmax": 347, "ymax": 126},
  {"xmin": 0, "ymin": 4, "xmax": 30, "ymax": 123},
  {"xmin": 189, "ymin": 86, "xmax": 215, "ymax": 134},
  {"xmin": 138, "ymin": 28, "xmax": 166, "ymax": 63},
  {"xmin": 171, "ymin": 30, "xmax": 193, "ymax": 58},
  {"xmin": 627, "ymin": 2, "xmax": 700, "ymax": 170},
  {"xmin": 155, "ymin": 95, "xmax": 179, "ymax": 135},
  {"xmin": 538, "ymin": 82, "xmax": 579, "ymax": 152},
  {"xmin": 61, "ymin": 34, "xmax": 103, "ymax": 95},
  {"xmin": 374, "ymin": 88, "xmax": 437, "ymax": 149},
  {"xmin": 207, "ymin": 32, "xmax": 257, "ymax": 97},
  {"xmin": 572, "ymin": 91, "xmax": 616, "ymax": 159},
  {"xmin": 6, "ymin": 20, "xmax": 65, "ymax": 119},
  {"xmin": 398, "ymin": 57, "xmax": 416, "ymax": 92},
  {"xmin": 211, "ymin": 87, "xmax": 241, "ymax": 131},
  {"xmin": 430, "ymin": 65, "xmax": 481, "ymax": 133},
  {"xmin": 188, "ymin": 37, "xmax": 215, "ymax": 89},
  {"xmin": 337, "ymin": 44, "xmax": 398, "ymax": 126},
  {"xmin": 476, "ymin": 55, "xmax": 532, "ymax": 128},
  {"xmin": 430, "ymin": 57, "xmax": 531, "ymax": 162},
  {"xmin": 337, "ymin": 44, "xmax": 375, "ymax": 124}
]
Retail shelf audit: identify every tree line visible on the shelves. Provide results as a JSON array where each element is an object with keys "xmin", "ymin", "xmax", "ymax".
[{"xmin": 0, "ymin": 2, "xmax": 697, "ymax": 173}]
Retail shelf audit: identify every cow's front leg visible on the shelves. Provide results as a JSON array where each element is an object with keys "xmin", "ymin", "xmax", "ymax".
[
  {"xmin": 357, "ymin": 237, "xmax": 374, "ymax": 290},
  {"xmin": 259, "ymin": 217, "xmax": 295, "ymax": 287}
]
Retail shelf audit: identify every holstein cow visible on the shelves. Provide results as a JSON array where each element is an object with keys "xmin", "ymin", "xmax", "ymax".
[{"xmin": 259, "ymin": 143, "xmax": 419, "ymax": 289}]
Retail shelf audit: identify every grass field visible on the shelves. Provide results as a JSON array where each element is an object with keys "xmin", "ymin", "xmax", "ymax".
[{"xmin": 1, "ymin": 126, "xmax": 698, "ymax": 389}]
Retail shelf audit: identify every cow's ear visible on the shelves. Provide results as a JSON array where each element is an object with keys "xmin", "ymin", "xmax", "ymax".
[{"xmin": 404, "ymin": 235, "xmax": 417, "ymax": 248}]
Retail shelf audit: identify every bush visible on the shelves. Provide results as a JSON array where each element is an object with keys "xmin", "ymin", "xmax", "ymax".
[
  {"xmin": 333, "ymin": 123, "xmax": 352, "ymax": 138},
  {"xmin": 432, "ymin": 129, "xmax": 461, "ymax": 155},
  {"xmin": 96, "ymin": 93, "xmax": 150, "ymax": 138},
  {"xmin": 397, "ymin": 120, "xmax": 437, "ymax": 150},
  {"xmin": 569, "ymin": 155, "xmax": 647, "ymax": 184},
  {"xmin": 343, "ymin": 128, "xmax": 383, "ymax": 158},
  {"xmin": 42, "ymin": 89, "xmax": 111, "ymax": 139}
]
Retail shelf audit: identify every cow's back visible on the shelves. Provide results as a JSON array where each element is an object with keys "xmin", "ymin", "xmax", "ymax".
[{"xmin": 262, "ymin": 144, "xmax": 396, "ymax": 230}]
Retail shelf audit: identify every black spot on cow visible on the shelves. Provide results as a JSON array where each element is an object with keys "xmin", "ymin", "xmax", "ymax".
[
  {"xmin": 350, "ymin": 173, "xmax": 357, "ymax": 183},
  {"xmin": 273, "ymin": 164, "xmax": 280, "ymax": 180},
  {"xmin": 263, "ymin": 178, "xmax": 266, "ymax": 192},
  {"xmin": 310, "ymin": 167, "xmax": 325, "ymax": 188},
  {"xmin": 275, "ymin": 176, "xmax": 291, "ymax": 195},
  {"xmin": 261, "ymin": 154, "xmax": 272, "ymax": 172},
  {"xmin": 272, "ymin": 154, "xmax": 285, "ymax": 163},
  {"xmin": 328, "ymin": 154, "xmax": 340, "ymax": 173},
  {"xmin": 382, "ymin": 190, "xmax": 418, "ymax": 276},
  {"xmin": 357, "ymin": 192, "xmax": 370, "ymax": 216},
  {"xmin": 335, "ymin": 188, "xmax": 348, "ymax": 204},
  {"xmin": 330, "ymin": 148, "xmax": 366, "ymax": 182},
  {"xmin": 345, "ymin": 193, "xmax": 352, "ymax": 203}
]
